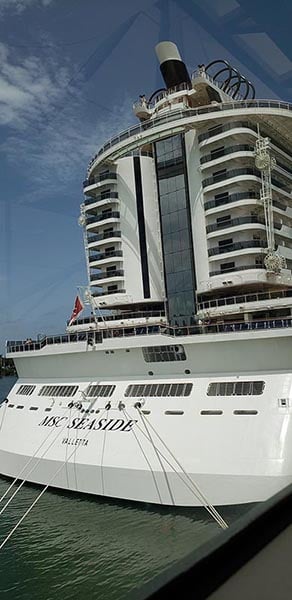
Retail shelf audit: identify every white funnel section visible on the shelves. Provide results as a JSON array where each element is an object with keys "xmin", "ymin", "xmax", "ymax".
[{"xmin": 155, "ymin": 41, "xmax": 181, "ymax": 65}]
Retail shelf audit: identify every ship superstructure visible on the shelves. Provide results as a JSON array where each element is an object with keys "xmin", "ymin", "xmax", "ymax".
[{"xmin": 2, "ymin": 42, "xmax": 292, "ymax": 508}]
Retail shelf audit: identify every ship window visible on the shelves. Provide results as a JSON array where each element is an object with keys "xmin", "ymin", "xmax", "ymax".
[
  {"xmin": 201, "ymin": 410, "xmax": 223, "ymax": 415},
  {"xmin": 218, "ymin": 238, "xmax": 233, "ymax": 247},
  {"xmin": 85, "ymin": 384, "xmax": 115, "ymax": 397},
  {"xmin": 16, "ymin": 405, "xmax": 24, "ymax": 409},
  {"xmin": 213, "ymin": 169, "xmax": 226, "ymax": 182},
  {"xmin": 215, "ymin": 192, "xmax": 229, "ymax": 200},
  {"xmin": 220, "ymin": 262, "xmax": 235, "ymax": 272},
  {"xmin": 17, "ymin": 385, "xmax": 36, "ymax": 395},
  {"xmin": 208, "ymin": 124, "xmax": 222, "ymax": 134},
  {"xmin": 124, "ymin": 382, "xmax": 192, "ymax": 397},
  {"xmin": 142, "ymin": 345, "xmax": 186, "ymax": 362},
  {"xmin": 38, "ymin": 385, "xmax": 78, "ymax": 397},
  {"xmin": 207, "ymin": 381, "xmax": 265, "ymax": 396},
  {"xmin": 233, "ymin": 410, "xmax": 258, "ymax": 415},
  {"xmin": 216, "ymin": 214, "xmax": 231, "ymax": 224},
  {"xmin": 211, "ymin": 146, "xmax": 224, "ymax": 157}
]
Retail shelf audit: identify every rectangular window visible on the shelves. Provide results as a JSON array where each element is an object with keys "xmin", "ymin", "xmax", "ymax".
[
  {"xmin": 38, "ymin": 386, "xmax": 78, "ymax": 397},
  {"xmin": 217, "ymin": 215, "xmax": 231, "ymax": 224},
  {"xmin": 142, "ymin": 345, "xmax": 186, "ymax": 362},
  {"xmin": 17, "ymin": 385, "xmax": 36, "ymax": 396},
  {"xmin": 85, "ymin": 384, "xmax": 115, "ymax": 397},
  {"xmin": 207, "ymin": 381, "xmax": 265, "ymax": 396},
  {"xmin": 215, "ymin": 192, "xmax": 229, "ymax": 200},
  {"xmin": 213, "ymin": 169, "xmax": 227, "ymax": 182},
  {"xmin": 218, "ymin": 238, "xmax": 233, "ymax": 247},
  {"xmin": 220, "ymin": 262, "xmax": 235, "ymax": 272},
  {"xmin": 208, "ymin": 124, "xmax": 222, "ymax": 134},
  {"xmin": 124, "ymin": 382, "xmax": 192, "ymax": 397},
  {"xmin": 211, "ymin": 146, "xmax": 224, "ymax": 159}
]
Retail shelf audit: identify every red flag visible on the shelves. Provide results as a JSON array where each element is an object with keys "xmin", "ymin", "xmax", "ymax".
[{"xmin": 68, "ymin": 295, "xmax": 84, "ymax": 326}]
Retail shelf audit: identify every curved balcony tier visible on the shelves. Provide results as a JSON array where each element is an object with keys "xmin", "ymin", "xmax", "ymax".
[
  {"xmin": 209, "ymin": 264, "xmax": 265, "ymax": 276},
  {"xmin": 83, "ymin": 172, "xmax": 117, "ymax": 192},
  {"xmin": 86, "ymin": 211, "xmax": 120, "ymax": 229},
  {"xmin": 204, "ymin": 191, "xmax": 259, "ymax": 211},
  {"xmin": 90, "ymin": 269, "xmax": 124, "ymax": 282},
  {"xmin": 88, "ymin": 249, "xmax": 123, "ymax": 267},
  {"xmin": 206, "ymin": 215, "xmax": 281, "ymax": 236},
  {"xmin": 87, "ymin": 230, "xmax": 121, "ymax": 248},
  {"xmin": 200, "ymin": 144, "xmax": 254, "ymax": 167},
  {"xmin": 91, "ymin": 288, "xmax": 126, "ymax": 297},
  {"xmin": 202, "ymin": 167, "xmax": 290, "ymax": 193},
  {"xmin": 84, "ymin": 192, "xmax": 119, "ymax": 211},
  {"xmin": 86, "ymin": 100, "xmax": 292, "ymax": 173},
  {"xmin": 198, "ymin": 287, "xmax": 292, "ymax": 312},
  {"xmin": 208, "ymin": 239, "xmax": 267, "ymax": 258}
]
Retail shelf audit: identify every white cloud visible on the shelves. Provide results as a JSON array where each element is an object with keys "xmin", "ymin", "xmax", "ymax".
[
  {"xmin": 0, "ymin": 41, "xmax": 135, "ymax": 200},
  {"xmin": 0, "ymin": 42, "xmax": 70, "ymax": 129},
  {"xmin": 2, "ymin": 98, "xmax": 134, "ymax": 199},
  {"xmin": 0, "ymin": 0, "xmax": 53, "ymax": 15}
]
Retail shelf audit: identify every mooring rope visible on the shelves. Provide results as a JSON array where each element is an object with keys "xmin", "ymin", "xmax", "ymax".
[
  {"xmin": 0, "ymin": 398, "xmax": 99, "ymax": 516},
  {"xmin": 0, "ymin": 401, "xmax": 81, "ymax": 509},
  {"xmin": 0, "ymin": 404, "xmax": 109, "ymax": 550},
  {"xmin": 128, "ymin": 407, "xmax": 228, "ymax": 529}
]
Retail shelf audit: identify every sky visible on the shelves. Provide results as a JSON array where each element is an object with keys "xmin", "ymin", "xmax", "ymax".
[{"xmin": 1, "ymin": 0, "xmax": 292, "ymax": 351}]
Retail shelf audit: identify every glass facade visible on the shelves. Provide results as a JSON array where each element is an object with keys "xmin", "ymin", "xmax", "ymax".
[{"xmin": 155, "ymin": 134, "xmax": 196, "ymax": 326}]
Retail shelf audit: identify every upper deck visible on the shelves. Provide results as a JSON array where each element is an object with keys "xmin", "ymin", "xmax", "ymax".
[{"xmin": 85, "ymin": 99, "xmax": 292, "ymax": 180}]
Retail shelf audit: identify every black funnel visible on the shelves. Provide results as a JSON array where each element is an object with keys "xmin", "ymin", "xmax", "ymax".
[{"xmin": 155, "ymin": 41, "xmax": 191, "ymax": 89}]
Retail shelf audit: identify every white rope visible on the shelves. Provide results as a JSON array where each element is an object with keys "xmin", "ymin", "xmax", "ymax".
[
  {"xmin": 0, "ymin": 403, "xmax": 83, "ymax": 517},
  {"xmin": 0, "ymin": 401, "xmax": 81, "ymax": 508},
  {"xmin": 122, "ymin": 409, "xmax": 163, "ymax": 504},
  {"xmin": 131, "ymin": 409, "xmax": 176, "ymax": 505},
  {"xmin": 133, "ymin": 408, "xmax": 228, "ymax": 529},
  {"xmin": 140, "ymin": 410, "xmax": 228, "ymax": 529},
  {"xmin": 0, "ymin": 405, "xmax": 108, "ymax": 550}
]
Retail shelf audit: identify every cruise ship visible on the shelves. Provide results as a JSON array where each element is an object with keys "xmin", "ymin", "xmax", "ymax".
[{"xmin": 2, "ymin": 42, "xmax": 292, "ymax": 507}]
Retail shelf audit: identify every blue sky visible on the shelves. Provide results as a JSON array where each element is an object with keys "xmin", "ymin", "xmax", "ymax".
[{"xmin": 0, "ymin": 0, "xmax": 291, "ymax": 351}]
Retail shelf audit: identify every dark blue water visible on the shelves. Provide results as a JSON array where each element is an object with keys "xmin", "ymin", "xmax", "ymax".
[{"xmin": 0, "ymin": 377, "xmax": 250, "ymax": 599}]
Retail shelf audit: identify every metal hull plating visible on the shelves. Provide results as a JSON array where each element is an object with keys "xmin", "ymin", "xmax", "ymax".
[{"xmin": 2, "ymin": 330, "xmax": 292, "ymax": 507}]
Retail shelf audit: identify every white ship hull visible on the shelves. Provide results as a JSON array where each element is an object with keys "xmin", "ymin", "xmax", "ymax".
[{"xmin": 2, "ymin": 329, "xmax": 292, "ymax": 507}]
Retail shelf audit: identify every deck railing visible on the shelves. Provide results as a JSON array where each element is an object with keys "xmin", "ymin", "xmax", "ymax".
[
  {"xmin": 86, "ymin": 100, "xmax": 292, "ymax": 173},
  {"xmin": 198, "ymin": 287, "xmax": 292, "ymax": 311},
  {"xmin": 6, "ymin": 316, "xmax": 292, "ymax": 354}
]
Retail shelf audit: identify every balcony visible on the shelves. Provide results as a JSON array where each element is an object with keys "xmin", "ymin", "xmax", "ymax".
[
  {"xmin": 86, "ymin": 211, "xmax": 120, "ymax": 226},
  {"xmin": 90, "ymin": 269, "xmax": 124, "ymax": 281},
  {"xmin": 206, "ymin": 215, "xmax": 282, "ymax": 234},
  {"xmin": 198, "ymin": 120, "xmax": 258, "ymax": 143},
  {"xmin": 198, "ymin": 287, "xmax": 292, "ymax": 311},
  {"xmin": 85, "ymin": 100, "xmax": 292, "ymax": 172},
  {"xmin": 83, "ymin": 172, "xmax": 117, "ymax": 189},
  {"xmin": 203, "ymin": 168, "xmax": 290, "ymax": 193},
  {"xmin": 209, "ymin": 264, "xmax": 264, "ymax": 276},
  {"xmin": 84, "ymin": 192, "xmax": 119, "ymax": 207},
  {"xmin": 208, "ymin": 239, "xmax": 267, "ymax": 257},
  {"xmin": 200, "ymin": 144, "xmax": 254, "ymax": 165},
  {"xmin": 88, "ymin": 231, "xmax": 121, "ymax": 245},
  {"xmin": 202, "ymin": 167, "xmax": 261, "ymax": 188},
  {"xmin": 88, "ymin": 250, "xmax": 123, "ymax": 263},
  {"xmin": 92, "ymin": 288, "xmax": 126, "ymax": 297},
  {"xmin": 204, "ymin": 191, "xmax": 259, "ymax": 211}
]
